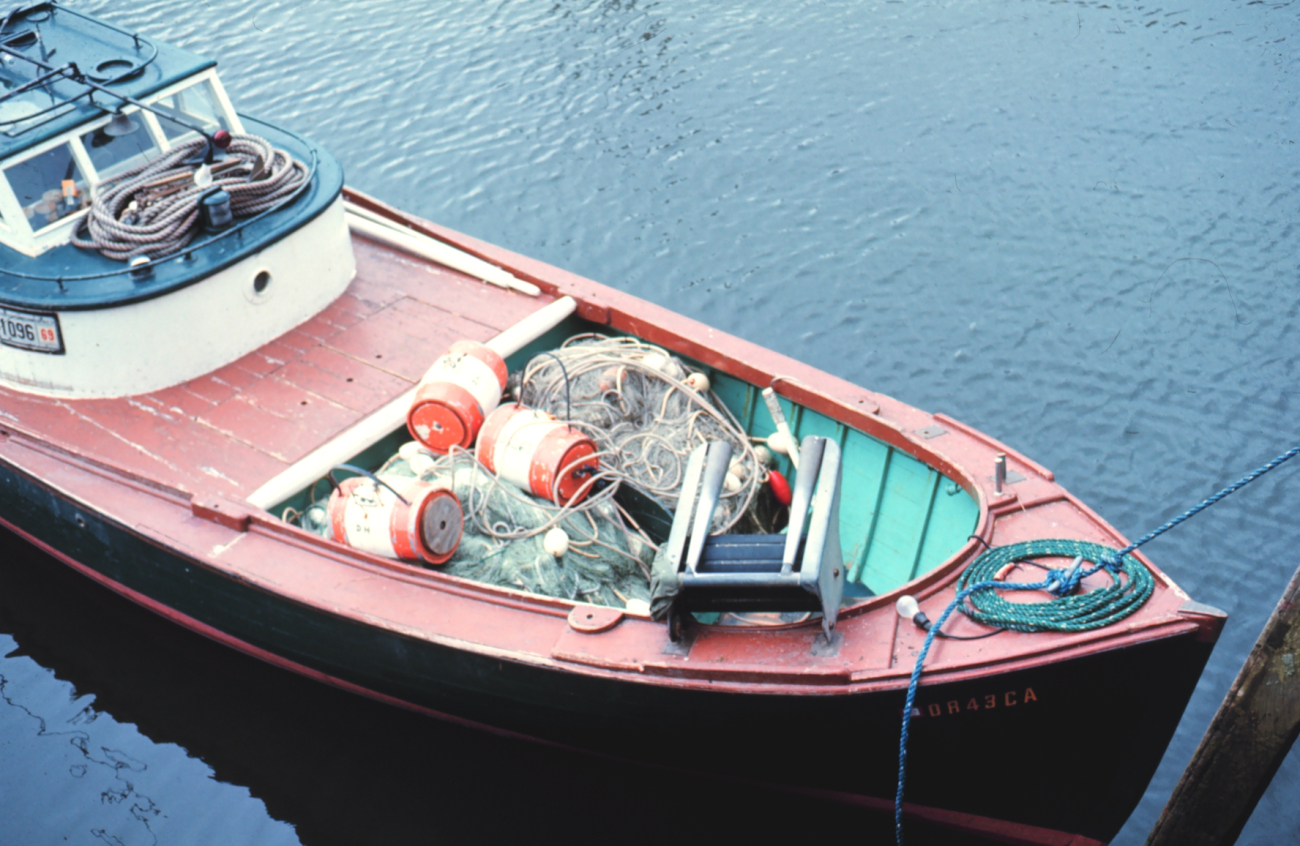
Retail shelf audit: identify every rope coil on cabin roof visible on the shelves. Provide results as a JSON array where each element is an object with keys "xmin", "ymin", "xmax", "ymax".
[{"xmin": 72, "ymin": 133, "xmax": 307, "ymax": 261}]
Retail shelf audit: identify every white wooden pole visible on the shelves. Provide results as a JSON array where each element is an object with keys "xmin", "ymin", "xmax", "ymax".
[{"xmin": 343, "ymin": 202, "xmax": 540, "ymax": 297}]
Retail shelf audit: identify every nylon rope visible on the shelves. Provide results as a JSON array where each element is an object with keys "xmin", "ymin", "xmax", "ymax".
[
  {"xmin": 72, "ymin": 133, "xmax": 307, "ymax": 261},
  {"xmin": 894, "ymin": 441, "xmax": 1300, "ymax": 845}
]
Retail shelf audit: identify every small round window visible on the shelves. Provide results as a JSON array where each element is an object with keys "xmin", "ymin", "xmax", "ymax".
[{"xmin": 245, "ymin": 269, "xmax": 274, "ymax": 304}]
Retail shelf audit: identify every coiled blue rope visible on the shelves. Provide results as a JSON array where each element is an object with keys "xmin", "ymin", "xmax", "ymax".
[{"xmin": 894, "ymin": 442, "xmax": 1300, "ymax": 845}]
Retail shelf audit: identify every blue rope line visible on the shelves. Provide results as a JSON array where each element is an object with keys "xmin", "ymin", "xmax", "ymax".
[
  {"xmin": 1103, "ymin": 442, "xmax": 1300, "ymax": 566},
  {"xmin": 893, "ymin": 441, "xmax": 1300, "ymax": 846}
]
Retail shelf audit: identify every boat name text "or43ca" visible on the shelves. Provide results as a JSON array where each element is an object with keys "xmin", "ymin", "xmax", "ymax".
[{"xmin": 913, "ymin": 687, "xmax": 1038, "ymax": 719}]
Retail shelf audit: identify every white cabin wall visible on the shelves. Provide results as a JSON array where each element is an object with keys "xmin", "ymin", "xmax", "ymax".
[{"xmin": 0, "ymin": 196, "xmax": 355, "ymax": 399}]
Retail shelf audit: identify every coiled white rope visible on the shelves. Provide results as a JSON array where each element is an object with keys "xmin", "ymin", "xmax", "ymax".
[{"xmin": 72, "ymin": 133, "xmax": 307, "ymax": 261}]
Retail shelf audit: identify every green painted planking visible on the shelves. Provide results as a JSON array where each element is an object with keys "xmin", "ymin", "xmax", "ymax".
[
  {"xmin": 905, "ymin": 470, "xmax": 943, "ymax": 582},
  {"xmin": 915, "ymin": 482, "xmax": 980, "ymax": 576},
  {"xmin": 644, "ymin": 363, "xmax": 979, "ymax": 595},
  {"xmin": 709, "ymin": 372, "xmax": 755, "ymax": 436},
  {"xmin": 859, "ymin": 454, "xmax": 949, "ymax": 591},
  {"xmin": 845, "ymin": 436, "xmax": 892, "ymax": 582}
]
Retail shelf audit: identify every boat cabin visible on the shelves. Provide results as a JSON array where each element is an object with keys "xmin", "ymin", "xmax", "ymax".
[{"xmin": 0, "ymin": 3, "xmax": 353, "ymax": 399}]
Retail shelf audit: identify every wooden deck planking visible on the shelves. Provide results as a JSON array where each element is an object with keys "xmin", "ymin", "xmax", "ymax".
[
  {"xmin": 273, "ymin": 348, "xmax": 411, "ymax": 413},
  {"xmin": 349, "ymin": 238, "xmax": 547, "ymax": 329},
  {"xmin": 0, "ymin": 232, "xmax": 556, "ymax": 500}
]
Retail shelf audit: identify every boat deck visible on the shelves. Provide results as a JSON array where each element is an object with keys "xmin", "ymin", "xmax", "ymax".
[
  {"xmin": 0, "ymin": 234, "xmax": 554, "ymax": 498},
  {"xmin": 0, "ymin": 198, "xmax": 1218, "ymax": 682}
]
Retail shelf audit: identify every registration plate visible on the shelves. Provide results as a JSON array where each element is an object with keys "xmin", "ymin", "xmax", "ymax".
[{"xmin": 0, "ymin": 306, "xmax": 64, "ymax": 354}]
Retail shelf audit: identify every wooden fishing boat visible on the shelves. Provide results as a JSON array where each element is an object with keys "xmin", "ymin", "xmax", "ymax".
[{"xmin": 0, "ymin": 6, "xmax": 1223, "ymax": 844}]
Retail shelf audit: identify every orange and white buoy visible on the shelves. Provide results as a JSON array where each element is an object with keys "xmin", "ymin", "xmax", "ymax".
[
  {"xmin": 327, "ymin": 475, "xmax": 463, "ymax": 565},
  {"xmin": 407, "ymin": 340, "xmax": 509, "ymax": 454},
  {"xmin": 476, "ymin": 404, "xmax": 600, "ymax": 505}
]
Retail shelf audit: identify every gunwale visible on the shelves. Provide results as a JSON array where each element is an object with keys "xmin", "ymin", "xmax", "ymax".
[{"xmin": 0, "ymin": 187, "xmax": 1219, "ymax": 695}]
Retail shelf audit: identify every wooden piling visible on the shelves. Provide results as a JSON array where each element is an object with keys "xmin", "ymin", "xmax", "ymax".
[{"xmin": 1146, "ymin": 563, "xmax": 1300, "ymax": 846}]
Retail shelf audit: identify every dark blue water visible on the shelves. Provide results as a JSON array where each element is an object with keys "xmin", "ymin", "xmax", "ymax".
[{"xmin": 3, "ymin": 0, "xmax": 1298, "ymax": 842}]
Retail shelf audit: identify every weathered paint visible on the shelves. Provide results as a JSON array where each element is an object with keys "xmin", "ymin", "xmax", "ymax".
[{"xmin": 0, "ymin": 187, "xmax": 1228, "ymax": 846}]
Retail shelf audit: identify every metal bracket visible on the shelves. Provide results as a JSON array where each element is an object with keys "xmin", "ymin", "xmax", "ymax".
[{"xmin": 664, "ymin": 436, "xmax": 846, "ymax": 642}]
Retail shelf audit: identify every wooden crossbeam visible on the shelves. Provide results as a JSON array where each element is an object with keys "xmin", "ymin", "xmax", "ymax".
[{"xmin": 1146, "ymin": 562, "xmax": 1300, "ymax": 846}]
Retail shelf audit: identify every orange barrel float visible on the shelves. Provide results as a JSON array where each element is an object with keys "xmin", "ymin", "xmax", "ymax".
[
  {"xmin": 407, "ymin": 340, "xmax": 509, "ymax": 454},
  {"xmin": 476, "ymin": 404, "xmax": 600, "ymax": 505},
  {"xmin": 327, "ymin": 475, "xmax": 463, "ymax": 564}
]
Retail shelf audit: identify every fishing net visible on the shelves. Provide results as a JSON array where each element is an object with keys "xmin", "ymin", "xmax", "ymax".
[
  {"xmin": 515, "ymin": 334, "xmax": 765, "ymax": 533},
  {"xmin": 292, "ymin": 333, "xmax": 777, "ymax": 605},
  {"xmin": 299, "ymin": 446, "xmax": 655, "ymax": 608}
]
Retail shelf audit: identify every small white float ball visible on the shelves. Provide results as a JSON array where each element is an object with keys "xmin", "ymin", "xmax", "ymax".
[
  {"xmin": 409, "ymin": 453, "xmax": 436, "ymax": 476},
  {"xmin": 753, "ymin": 444, "xmax": 774, "ymax": 466},
  {"xmin": 398, "ymin": 441, "xmax": 425, "ymax": 461},
  {"xmin": 641, "ymin": 353, "xmax": 684, "ymax": 379},
  {"xmin": 684, "ymin": 372, "xmax": 711, "ymax": 393},
  {"xmin": 767, "ymin": 431, "xmax": 795, "ymax": 456},
  {"xmin": 544, "ymin": 527, "xmax": 570, "ymax": 557},
  {"xmin": 728, "ymin": 458, "xmax": 747, "ymax": 481},
  {"xmin": 724, "ymin": 472, "xmax": 743, "ymax": 493}
]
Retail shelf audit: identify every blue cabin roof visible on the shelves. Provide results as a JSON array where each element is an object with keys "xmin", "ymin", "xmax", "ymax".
[{"xmin": 0, "ymin": 2, "xmax": 215, "ymax": 161}]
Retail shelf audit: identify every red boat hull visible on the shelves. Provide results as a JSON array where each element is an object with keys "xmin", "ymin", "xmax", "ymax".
[{"xmin": 0, "ymin": 452, "xmax": 1214, "ymax": 844}]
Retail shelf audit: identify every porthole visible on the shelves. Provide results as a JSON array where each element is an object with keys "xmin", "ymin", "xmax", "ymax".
[{"xmin": 245, "ymin": 269, "xmax": 274, "ymax": 304}]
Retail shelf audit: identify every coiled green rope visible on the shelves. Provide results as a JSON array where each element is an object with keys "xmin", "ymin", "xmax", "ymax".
[
  {"xmin": 897, "ymin": 440, "xmax": 1300, "ymax": 846},
  {"xmin": 955, "ymin": 539, "xmax": 1154, "ymax": 633}
]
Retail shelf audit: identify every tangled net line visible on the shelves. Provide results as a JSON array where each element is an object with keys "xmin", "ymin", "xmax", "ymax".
[
  {"xmin": 72, "ymin": 133, "xmax": 307, "ymax": 261},
  {"xmin": 515, "ymin": 335, "xmax": 764, "ymax": 532},
  {"xmin": 378, "ymin": 446, "xmax": 655, "ymax": 604}
]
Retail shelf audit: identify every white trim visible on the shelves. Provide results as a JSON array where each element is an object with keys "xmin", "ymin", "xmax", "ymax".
[
  {"xmin": 0, "ymin": 171, "xmax": 31, "ymax": 246},
  {"xmin": 0, "ymin": 138, "xmax": 93, "ymax": 257},
  {"xmin": 139, "ymin": 111, "xmax": 169, "ymax": 153},
  {"xmin": 205, "ymin": 72, "xmax": 245, "ymax": 134},
  {"xmin": 143, "ymin": 70, "xmax": 242, "ymax": 144},
  {"xmin": 0, "ymin": 69, "xmax": 244, "ymax": 256}
]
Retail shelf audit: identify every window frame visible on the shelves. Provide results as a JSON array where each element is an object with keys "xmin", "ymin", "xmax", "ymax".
[{"xmin": 0, "ymin": 69, "xmax": 243, "ymax": 258}]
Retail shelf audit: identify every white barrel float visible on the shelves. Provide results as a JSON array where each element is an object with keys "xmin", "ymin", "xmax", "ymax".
[
  {"xmin": 407, "ymin": 340, "xmax": 509, "ymax": 454},
  {"xmin": 476, "ymin": 404, "xmax": 600, "ymax": 505},
  {"xmin": 327, "ymin": 475, "xmax": 463, "ymax": 564}
]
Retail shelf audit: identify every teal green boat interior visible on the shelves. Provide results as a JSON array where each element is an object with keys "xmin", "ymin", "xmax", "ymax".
[{"xmin": 279, "ymin": 313, "xmax": 979, "ymax": 599}]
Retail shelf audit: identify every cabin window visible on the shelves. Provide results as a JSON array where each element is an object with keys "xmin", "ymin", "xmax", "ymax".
[
  {"xmin": 151, "ymin": 80, "xmax": 231, "ymax": 143},
  {"xmin": 3, "ymin": 143, "xmax": 90, "ymax": 231},
  {"xmin": 80, "ymin": 118, "xmax": 162, "ymax": 182}
]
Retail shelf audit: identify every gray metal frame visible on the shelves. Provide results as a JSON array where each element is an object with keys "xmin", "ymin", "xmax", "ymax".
[{"xmin": 664, "ymin": 436, "xmax": 845, "ymax": 642}]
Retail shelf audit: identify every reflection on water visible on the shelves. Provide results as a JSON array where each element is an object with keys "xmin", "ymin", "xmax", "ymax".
[
  {"xmin": 0, "ymin": 533, "xmax": 917, "ymax": 845},
  {"xmin": 4, "ymin": 0, "xmax": 1299, "ymax": 843}
]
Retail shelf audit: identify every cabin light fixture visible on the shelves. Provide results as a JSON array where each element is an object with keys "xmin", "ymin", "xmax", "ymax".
[
  {"xmin": 104, "ymin": 108, "xmax": 138, "ymax": 137},
  {"xmin": 89, "ymin": 108, "xmax": 139, "ymax": 148},
  {"xmin": 895, "ymin": 594, "xmax": 932, "ymax": 631}
]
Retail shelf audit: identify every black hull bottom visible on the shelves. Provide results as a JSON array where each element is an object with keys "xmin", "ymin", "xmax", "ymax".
[{"xmin": 0, "ymin": 460, "xmax": 1214, "ymax": 843}]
